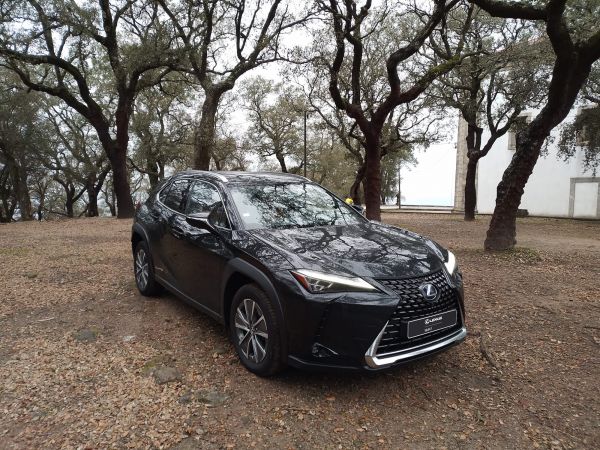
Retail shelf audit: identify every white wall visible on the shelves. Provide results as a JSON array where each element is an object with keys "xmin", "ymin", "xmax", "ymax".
[{"xmin": 476, "ymin": 110, "xmax": 599, "ymax": 218}]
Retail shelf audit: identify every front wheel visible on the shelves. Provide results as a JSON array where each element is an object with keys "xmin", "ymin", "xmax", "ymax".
[
  {"xmin": 133, "ymin": 241, "xmax": 161, "ymax": 296},
  {"xmin": 230, "ymin": 284, "xmax": 285, "ymax": 376}
]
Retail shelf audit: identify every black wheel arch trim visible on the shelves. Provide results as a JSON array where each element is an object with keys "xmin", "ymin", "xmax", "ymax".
[
  {"xmin": 131, "ymin": 223, "xmax": 151, "ymax": 249},
  {"xmin": 221, "ymin": 258, "xmax": 287, "ymax": 354}
]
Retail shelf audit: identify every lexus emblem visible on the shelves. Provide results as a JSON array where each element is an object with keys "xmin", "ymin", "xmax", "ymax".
[{"xmin": 419, "ymin": 283, "xmax": 439, "ymax": 302}]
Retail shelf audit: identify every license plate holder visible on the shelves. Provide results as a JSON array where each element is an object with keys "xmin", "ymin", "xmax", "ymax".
[{"xmin": 407, "ymin": 310, "xmax": 457, "ymax": 339}]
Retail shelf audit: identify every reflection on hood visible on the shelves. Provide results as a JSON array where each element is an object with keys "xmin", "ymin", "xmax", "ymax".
[{"xmin": 243, "ymin": 222, "xmax": 444, "ymax": 279}]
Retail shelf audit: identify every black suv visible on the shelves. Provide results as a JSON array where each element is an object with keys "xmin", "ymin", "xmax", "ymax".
[{"xmin": 132, "ymin": 171, "xmax": 466, "ymax": 375}]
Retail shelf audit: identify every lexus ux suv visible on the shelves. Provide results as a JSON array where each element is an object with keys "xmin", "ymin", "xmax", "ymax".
[{"xmin": 132, "ymin": 171, "xmax": 466, "ymax": 375}]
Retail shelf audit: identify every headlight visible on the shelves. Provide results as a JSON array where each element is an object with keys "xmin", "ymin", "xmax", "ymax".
[
  {"xmin": 291, "ymin": 269, "xmax": 379, "ymax": 294},
  {"xmin": 444, "ymin": 251, "xmax": 458, "ymax": 276}
]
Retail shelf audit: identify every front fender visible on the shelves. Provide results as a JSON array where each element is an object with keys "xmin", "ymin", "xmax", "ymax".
[{"xmin": 221, "ymin": 258, "xmax": 287, "ymax": 355}]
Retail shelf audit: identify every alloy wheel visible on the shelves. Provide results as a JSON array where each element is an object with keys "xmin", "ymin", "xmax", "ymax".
[
  {"xmin": 234, "ymin": 298, "xmax": 269, "ymax": 363},
  {"xmin": 135, "ymin": 248, "xmax": 149, "ymax": 290}
]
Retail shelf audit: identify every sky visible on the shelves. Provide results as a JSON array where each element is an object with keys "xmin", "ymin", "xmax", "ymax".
[{"xmin": 400, "ymin": 141, "xmax": 458, "ymax": 207}]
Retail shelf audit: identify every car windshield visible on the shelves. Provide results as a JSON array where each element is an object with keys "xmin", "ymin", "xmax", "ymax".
[{"xmin": 229, "ymin": 182, "xmax": 365, "ymax": 230}]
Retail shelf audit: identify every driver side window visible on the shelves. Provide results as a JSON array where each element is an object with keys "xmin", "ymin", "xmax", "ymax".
[{"xmin": 186, "ymin": 181, "xmax": 229, "ymax": 228}]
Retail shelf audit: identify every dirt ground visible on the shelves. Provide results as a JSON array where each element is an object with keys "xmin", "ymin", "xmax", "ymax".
[{"xmin": 0, "ymin": 213, "xmax": 598, "ymax": 449}]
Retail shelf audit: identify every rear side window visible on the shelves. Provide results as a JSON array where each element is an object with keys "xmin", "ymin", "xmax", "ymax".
[
  {"xmin": 162, "ymin": 179, "xmax": 191, "ymax": 213},
  {"xmin": 186, "ymin": 181, "xmax": 222, "ymax": 215}
]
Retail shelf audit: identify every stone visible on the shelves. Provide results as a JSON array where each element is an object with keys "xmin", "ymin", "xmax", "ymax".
[
  {"xmin": 141, "ymin": 355, "xmax": 174, "ymax": 376},
  {"xmin": 213, "ymin": 345, "xmax": 228, "ymax": 355},
  {"xmin": 153, "ymin": 366, "xmax": 182, "ymax": 385},
  {"xmin": 178, "ymin": 392, "xmax": 193, "ymax": 404},
  {"xmin": 73, "ymin": 328, "xmax": 98, "ymax": 343},
  {"xmin": 196, "ymin": 390, "xmax": 228, "ymax": 406}
]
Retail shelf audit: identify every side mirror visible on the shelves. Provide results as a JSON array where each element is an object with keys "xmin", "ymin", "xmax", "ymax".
[{"xmin": 186, "ymin": 212, "xmax": 215, "ymax": 233}]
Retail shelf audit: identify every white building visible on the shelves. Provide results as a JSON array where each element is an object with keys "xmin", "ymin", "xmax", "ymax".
[{"xmin": 453, "ymin": 111, "xmax": 600, "ymax": 219}]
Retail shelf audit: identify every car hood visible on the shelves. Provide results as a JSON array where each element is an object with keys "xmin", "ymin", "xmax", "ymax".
[{"xmin": 246, "ymin": 221, "xmax": 445, "ymax": 279}]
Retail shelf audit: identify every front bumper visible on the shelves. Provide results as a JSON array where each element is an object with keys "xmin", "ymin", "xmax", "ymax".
[
  {"xmin": 364, "ymin": 326, "xmax": 467, "ymax": 369},
  {"xmin": 273, "ymin": 270, "xmax": 466, "ymax": 372}
]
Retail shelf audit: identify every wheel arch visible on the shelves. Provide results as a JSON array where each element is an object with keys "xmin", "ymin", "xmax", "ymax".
[
  {"xmin": 221, "ymin": 259, "xmax": 286, "ymax": 344},
  {"xmin": 131, "ymin": 223, "xmax": 150, "ymax": 253}
]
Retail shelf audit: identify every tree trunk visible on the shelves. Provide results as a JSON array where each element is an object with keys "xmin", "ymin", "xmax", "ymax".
[
  {"xmin": 65, "ymin": 185, "xmax": 74, "ymax": 218},
  {"xmin": 193, "ymin": 93, "xmax": 219, "ymax": 170},
  {"xmin": 6, "ymin": 155, "xmax": 33, "ymax": 220},
  {"xmin": 87, "ymin": 187, "xmax": 99, "ymax": 217},
  {"xmin": 109, "ymin": 94, "xmax": 136, "ymax": 219},
  {"xmin": 0, "ymin": 199, "xmax": 9, "ymax": 222},
  {"xmin": 37, "ymin": 199, "xmax": 44, "ymax": 221},
  {"xmin": 484, "ymin": 57, "xmax": 591, "ymax": 250},
  {"xmin": 147, "ymin": 152, "xmax": 160, "ymax": 189},
  {"xmin": 363, "ymin": 137, "xmax": 382, "ymax": 221},
  {"xmin": 349, "ymin": 162, "xmax": 366, "ymax": 205},
  {"xmin": 104, "ymin": 182, "xmax": 117, "ymax": 217},
  {"xmin": 275, "ymin": 151, "xmax": 288, "ymax": 173},
  {"xmin": 108, "ymin": 148, "xmax": 134, "ymax": 218},
  {"xmin": 464, "ymin": 157, "xmax": 478, "ymax": 221},
  {"xmin": 484, "ymin": 131, "xmax": 546, "ymax": 249},
  {"xmin": 84, "ymin": 174, "xmax": 99, "ymax": 217},
  {"xmin": 15, "ymin": 173, "xmax": 32, "ymax": 220}
]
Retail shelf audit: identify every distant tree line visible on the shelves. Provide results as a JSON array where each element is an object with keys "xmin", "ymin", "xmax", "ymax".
[{"xmin": 0, "ymin": 0, "xmax": 598, "ymax": 250}]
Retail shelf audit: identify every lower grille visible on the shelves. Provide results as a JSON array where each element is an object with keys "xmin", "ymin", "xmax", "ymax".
[{"xmin": 376, "ymin": 270, "xmax": 461, "ymax": 355}]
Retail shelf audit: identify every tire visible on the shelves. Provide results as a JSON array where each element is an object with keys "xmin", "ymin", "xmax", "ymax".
[
  {"xmin": 133, "ymin": 241, "xmax": 161, "ymax": 296},
  {"xmin": 229, "ymin": 284, "xmax": 285, "ymax": 376}
]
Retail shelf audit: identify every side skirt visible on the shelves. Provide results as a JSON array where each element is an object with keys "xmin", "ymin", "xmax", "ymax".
[{"xmin": 155, "ymin": 275, "xmax": 224, "ymax": 323}]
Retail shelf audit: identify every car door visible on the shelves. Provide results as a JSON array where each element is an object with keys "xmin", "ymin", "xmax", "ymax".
[
  {"xmin": 177, "ymin": 179, "xmax": 234, "ymax": 315},
  {"xmin": 158, "ymin": 177, "xmax": 193, "ymax": 288},
  {"xmin": 140, "ymin": 180, "xmax": 173, "ymax": 278}
]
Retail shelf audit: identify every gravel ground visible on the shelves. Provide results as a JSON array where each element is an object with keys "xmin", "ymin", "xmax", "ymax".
[{"xmin": 0, "ymin": 214, "xmax": 598, "ymax": 449}]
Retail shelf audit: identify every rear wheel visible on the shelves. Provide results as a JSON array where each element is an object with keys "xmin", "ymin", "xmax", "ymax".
[
  {"xmin": 134, "ymin": 241, "xmax": 161, "ymax": 296},
  {"xmin": 230, "ymin": 284, "xmax": 285, "ymax": 376}
]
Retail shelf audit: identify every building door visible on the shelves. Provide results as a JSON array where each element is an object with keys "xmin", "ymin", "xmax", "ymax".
[{"xmin": 570, "ymin": 178, "xmax": 600, "ymax": 219}]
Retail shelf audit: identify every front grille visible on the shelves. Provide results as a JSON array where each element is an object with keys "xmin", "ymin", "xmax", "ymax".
[{"xmin": 376, "ymin": 270, "xmax": 461, "ymax": 355}]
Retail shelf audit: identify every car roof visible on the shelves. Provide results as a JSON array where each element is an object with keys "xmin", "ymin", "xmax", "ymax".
[{"xmin": 176, "ymin": 170, "xmax": 310, "ymax": 184}]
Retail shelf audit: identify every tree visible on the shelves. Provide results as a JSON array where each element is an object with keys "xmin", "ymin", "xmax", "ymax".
[
  {"xmin": 242, "ymin": 76, "xmax": 304, "ymax": 173},
  {"xmin": 212, "ymin": 99, "xmax": 250, "ymax": 171},
  {"xmin": 305, "ymin": 128, "xmax": 358, "ymax": 195},
  {"xmin": 431, "ymin": 8, "xmax": 550, "ymax": 220},
  {"xmin": 158, "ymin": 0, "xmax": 314, "ymax": 171},
  {"xmin": 0, "ymin": 0, "xmax": 181, "ymax": 218},
  {"xmin": 469, "ymin": 0, "xmax": 600, "ymax": 249},
  {"xmin": 558, "ymin": 65, "xmax": 600, "ymax": 174},
  {"xmin": 129, "ymin": 83, "xmax": 195, "ymax": 190},
  {"xmin": 301, "ymin": 6, "xmax": 445, "ymax": 206},
  {"xmin": 0, "ymin": 80, "xmax": 48, "ymax": 221},
  {"xmin": 44, "ymin": 105, "xmax": 110, "ymax": 217},
  {"xmin": 319, "ymin": 0, "xmax": 471, "ymax": 220}
]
